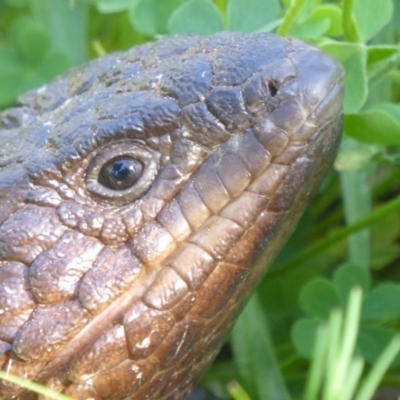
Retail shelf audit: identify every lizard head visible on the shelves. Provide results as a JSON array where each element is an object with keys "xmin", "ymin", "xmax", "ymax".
[{"xmin": 0, "ymin": 32, "xmax": 343, "ymax": 399}]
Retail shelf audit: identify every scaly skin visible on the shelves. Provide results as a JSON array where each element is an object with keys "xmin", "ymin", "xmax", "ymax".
[{"xmin": 0, "ymin": 32, "xmax": 343, "ymax": 399}]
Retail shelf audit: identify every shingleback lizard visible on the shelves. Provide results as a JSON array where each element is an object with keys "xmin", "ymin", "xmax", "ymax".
[{"xmin": 0, "ymin": 32, "xmax": 344, "ymax": 399}]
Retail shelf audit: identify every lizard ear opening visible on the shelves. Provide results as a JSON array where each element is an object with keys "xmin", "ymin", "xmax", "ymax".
[{"xmin": 85, "ymin": 140, "xmax": 160, "ymax": 203}]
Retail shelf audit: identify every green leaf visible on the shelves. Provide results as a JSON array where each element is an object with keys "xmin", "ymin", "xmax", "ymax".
[
  {"xmin": 361, "ymin": 283, "xmax": 400, "ymax": 321},
  {"xmin": 353, "ymin": 0, "xmax": 393, "ymax": 42},
  {"xmin": 286, "ymin": 1, "xmax": 341, "ymax": 38},
  {"xmin": 9, "ymin": 16, "xmax": 50, "ymax": 66},
  {"xmin": 299, "ymin": 278, "xmax": 340, "ymax": 318},
  {"xmin": 333, "ymin": 264, "xmax": 370, "ymax": 306},
  {"xmin": 0, "ymin": 68, "xmax": 25, "ymax": 107},
  {"xmin": 341, "ymin": 49, "xmax": 368, "ymax": 114},
  {"xmin": 291, "ymin": 318, "xmax": 320, "ymax": 358},
  {"xmin": 358, "ymin": 326, "xmax": 400, "ymax": 367},
  {"xmin": 30, "ymin": 0, "xmax": 87, "ymax": 66},
  {"xmin": 309, "ymin": 4, "xmax": 342, "ymax": 37},
  {"xmin": 0, "ymin": 44, "xmax": 19, "ymax": 73},
  {"xmin": 320, "ymin": 41, "xmax": 367, "ymax": 113},
  {"xmin": 373, "ymin": 102, "xmax": 400, "ymax": 126},
  {"xmin": 4, "ymin": 0, "xmax": 29, "ymax": 7},
  {"xmin": 288, "ymin": 0, "xmax": 317, "ymax": 23},
  {"xmin": 129, "ymin": 0, "xmax": 185, "ymax": 36},
  {"xmin": 40, "ymin": 49, "xmax": 70, "ymax": 80},
  {"xmin": 95, "ymin": 0, "xmax": 138, "ymax": 13},
  {"xmin": 345, "ymin": 104, "xmax": 400, "ymax": 145},
  {"xmin": 227, "ymin": 0, "xmax": 280, "ymax": 33},
  {"xmin": 367, "ymin": 45, "xmax": 400, "ymax": 84},
  {"xmin": 226, "ymin": 381, "xmax": 252, "ymax": 400},
  {"xmin": 371, "ymin": 212, "xmax": 400, "ymax": 270},
  {"xmin": 335, "ymin": 142, "xmax": 376, "ymax": 171},
  {"xmin": 0, "ymin": 20, "xmax": 71, "ymax": 107},
  {"xmin": 339, "ymin": 138, "xmax": 373, "ymax": 270},
  {"xmin": 0, "ymin": 46, "xmax": 24, "ymax": 107},
  {"xmin": 231, "ymin": 294, "xmax": 291, "ymax": 400},
  {"xmin": 290, "ymin": 16, "xmax": 330, "ymax": 39},
  {"xmin": 168, "ymin": 0, "xmax": 224, "ymax": 35}
]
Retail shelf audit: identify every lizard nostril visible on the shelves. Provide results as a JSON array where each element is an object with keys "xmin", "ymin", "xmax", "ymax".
[{"xmin": 268, "ymin": 80, "xmax": 279, "ymax": 97}]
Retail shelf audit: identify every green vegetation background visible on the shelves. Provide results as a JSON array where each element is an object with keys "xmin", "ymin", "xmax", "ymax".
[{"xmin": 0, "ymin": 0, "xmax": 400, "ymax": 399}]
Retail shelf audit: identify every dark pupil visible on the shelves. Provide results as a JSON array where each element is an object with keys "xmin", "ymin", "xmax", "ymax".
[{"xmin": 99, "ymin": 157, "xmax": 143, "ymax": 190}]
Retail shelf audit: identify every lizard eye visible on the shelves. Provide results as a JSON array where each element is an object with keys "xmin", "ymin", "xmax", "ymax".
[
  {"xmin": 99, "ymin": 157, "xmax": 144, "ymax": 190},
  {"xmin": 86, "ymin": 142, "xmax": 160, "ymax": 202}
]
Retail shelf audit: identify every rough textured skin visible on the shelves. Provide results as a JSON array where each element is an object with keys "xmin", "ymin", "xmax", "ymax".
[{"xmin": 0, "ymin": 33, "xmax": 343, "ymax": 399}]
